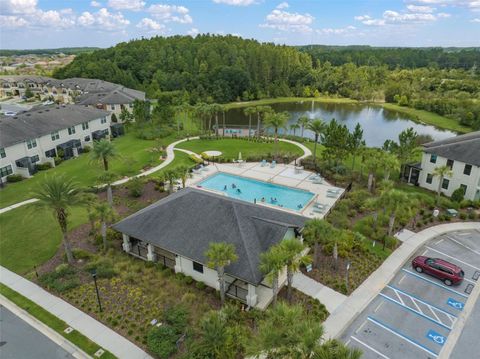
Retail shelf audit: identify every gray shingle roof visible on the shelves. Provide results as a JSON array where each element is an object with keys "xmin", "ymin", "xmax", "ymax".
[
  {"xmin": 0, "ymin": 104, "xmax": 110, "ymax": 148},
  {"xmin": 423, "ymin": 131, "xmax": 480, "ymax": 167},
  {"xmin": 112, "ymin": 188, "xmax": 307, "ymax": 285}
]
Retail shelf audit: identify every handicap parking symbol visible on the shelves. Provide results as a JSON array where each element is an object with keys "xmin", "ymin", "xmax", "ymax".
[
  {"xmin": 447, "ymin": 298, "xmax": 464, "ymax": 310},
  {"xmin": 426, "ymin": 330, "xmax": 446, "ymax": 345}
]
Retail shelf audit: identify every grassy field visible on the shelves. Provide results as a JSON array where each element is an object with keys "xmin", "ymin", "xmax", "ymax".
[
  {"xmin": 0, "ymin": 205, "xmax": 88, "ymax": 274},
  {"xmin": 176, "ymin": 138, "xmax": 304, "ymax": 160},
  {"xmin": 381, "ymin": 103, "xmax": 470, "ymax": 134},
  {"xmin": 0, "ymin": 132, "xmax": 172, "ymax": 208},
  {"xmin": 0, "ymin": 284, "xmax": 116, "ymax": 359}
]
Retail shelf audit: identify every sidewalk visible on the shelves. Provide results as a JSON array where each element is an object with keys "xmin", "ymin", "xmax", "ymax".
[
  {"xmin": 0, "ymin": 266, "xmax": 152, "ymax": 359},
  {"xmin": 322, "ymin": 222, "xmax": 480, "ymax": 340},
  {"xmin": 291, "ymin": 272, "xmax": 347, "ymax": 313}
]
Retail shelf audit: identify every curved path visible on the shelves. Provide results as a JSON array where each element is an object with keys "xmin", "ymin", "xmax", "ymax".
[{"xmin": 0, "ymin": 136, "xmax": 308, "ymax": 214}]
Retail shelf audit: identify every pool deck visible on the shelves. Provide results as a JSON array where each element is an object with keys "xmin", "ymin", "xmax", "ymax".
[{"xmin": 185, "ymin": 161, "xmax": 345, "ymax": 219}]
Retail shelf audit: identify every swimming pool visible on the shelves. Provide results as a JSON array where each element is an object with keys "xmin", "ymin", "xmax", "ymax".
[{"xmin": 197, "ymin": 172, "xmax": 314, "ymax": 212}]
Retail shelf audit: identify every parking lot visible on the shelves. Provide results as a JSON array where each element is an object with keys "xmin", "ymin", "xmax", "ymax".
[{"xmin": 340, "ymin": 229, "xmax": 480, "ymax": 359}]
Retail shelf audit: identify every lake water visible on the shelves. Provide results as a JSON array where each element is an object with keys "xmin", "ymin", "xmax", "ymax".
[{"xmin": 224, "ymin": 101, "xmax": 456, "ymax": 147}]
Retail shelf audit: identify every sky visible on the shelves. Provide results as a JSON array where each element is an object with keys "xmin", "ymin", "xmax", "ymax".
[{"xmin": 0, "ymin": 0, "xmax": 479, "ymax": 49}]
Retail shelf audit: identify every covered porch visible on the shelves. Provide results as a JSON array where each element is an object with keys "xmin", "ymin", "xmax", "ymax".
[{"xmin": 402, "ymin": 162, "xmax": 421, "ymax": 185}]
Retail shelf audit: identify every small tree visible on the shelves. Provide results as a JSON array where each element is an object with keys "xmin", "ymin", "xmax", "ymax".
[
  {"xmin": 91, "ymin": 139, "xmax": 117, "ymax": 172},
  {"xmin": 433, "ymin": 165, "xmax": 453, "ymax": 204},
  {"xmin": 290, "ymin": 123, "xmax": 300, "ymax": 136},
  {"xmin": 307, "ymin": 119, "xmax": 325, "ymax": 171},
  {"xmin": 264, "ymin": 111, "xmax": 289, "ymax": 159},
  {"xmin": 94, "ymin": 202, "xmax": 116, "ymax": 251},
  {"xmin": 297, "ymin": 116, "xmax": 310, "ymax": 138},
  {"xmin": 303, "ymin": 219, "xmax": 334, "ymax": 269},
  {"xmin": 244, "ymin": 106, "xmax": 257, "ymax": 138},
  {"xmin": 161, "ymin": 169, "xmax": 179, "ymax": 194},
  {"xmin": 348, "ymin": 122, "xmax": 365, "ymax": 173},
  {"xmin": 32, "ymin": 175, "xmax": 83, "ymax": 264},
  {"xmin": 259, "ymin": 245, "xmax": 286, "ymax": 306},
  {"xmin": 177, "ymin": 166, "xmax": 192, "ymax": 188},
  {"xmin": 279, "ymin": 239, "xmax": 311, "ymax": 302},
  {"xmin": 97, "ymin": 171, "xmax": 117, "ymax": 206},
  {"xmin": 205, "ymin": 242, "xmax": 238, "ymax": 306}
]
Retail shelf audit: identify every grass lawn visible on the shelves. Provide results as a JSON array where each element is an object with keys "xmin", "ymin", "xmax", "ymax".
[
  {"xmin": 0, "ymin": 132, "xmax": 176, "ymax": 208},
  {"xmin": 176, "ymin": 138, "xmax": 304, "ymax": 160},
  {"xmin": 0, "ymin": 284, "xmax": 116, "ymax": 359},
  {"xmin": 380, "ymin": 103, "xmax": 470, "ymax": 133},
  {"xmin": 0, "ymin": 205, "xmax": 88, "ymax": 274}
]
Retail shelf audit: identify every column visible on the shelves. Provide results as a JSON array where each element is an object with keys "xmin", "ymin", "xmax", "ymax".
[
  {"xmin": 122, "ymin": 234, "xmax": 131, "ymax": 253},
  {"xmin": 147, "ymin": 243, "xmax": 156, "ymax": 262},
  {"xmin": 174, "ymin": 255, "xmax": 182, "ymax": 274},
  {"xmin": 246, "ymin": 284, "xmax": 258, "ymax": 307},
  {"xmin": 72, "ymin": 147, "xmax": 79, "ymax": 158}
]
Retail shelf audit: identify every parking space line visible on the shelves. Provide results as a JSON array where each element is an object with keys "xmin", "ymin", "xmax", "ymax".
[
  {"xmin": 386, "ymin": 285, "xmax": 458, "ymax": 319},
  {"xmin": 367, "ymin": 316, "xmax": 438, "ymax": 357},
  {"xmin": 425, "ymin": 246, "xmax": 480, "ymax": 271},
  {"xmin": 398, "ymin": 274, "xmax": 406, "ymax": 285},
  {"xmin": 379, "ymin": 293, "xmax": 452, "ymax": 330},
  {"xmin": 436, "ymin": 238, "xmax": 445, "ymax": 245},
  {"xmin": 401, "ymin": 269, "xmax": 468, "ymax": 299},
  {"xmin": 374, "ymin": 302, "xmax": 384, "ymax": 313},
  {"xmin": 446, "ymin": 236, "xmax": 480, "ymax": 256},
  {"xmin": 355, "ymin": 320, "xmax": 367, "ymax": 334},
  {"xmin": 350, "ymin": 336, "xmax": 391, "ymax": 359}
]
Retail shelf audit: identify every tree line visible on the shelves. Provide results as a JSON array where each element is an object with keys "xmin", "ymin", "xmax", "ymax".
[{"xmin": 54, "ymin": 34, "xmax": 480, "ymax": 129}]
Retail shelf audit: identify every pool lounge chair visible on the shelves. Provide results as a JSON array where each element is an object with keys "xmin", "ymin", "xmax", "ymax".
[
  {"xmin": 192, "ymin": 168, "xmax": 201, "ymax": 175},
  {"xmin": 314, "ymin": 202, "xmax": 326, "ymax": 209},
  {"xmin": 326, "ymin": 192, "xmax": 338, "ymax": 198},
  {"xmin": 312, "ymin": 207, "xmax": 325, "ymax": 213},
  {"xmin": 199, "ymin": 164, "xmax": 209, "ymax": 172},
  {"xmin": 260, "ymin": 160, "xmax": 268, "ymax": 167},
  {"xmin": 313, "ymin": 177, "xmax": 323, "ymax": 184},
  {"xmin": 270, "ymin": 160, "xmax": 276, "ymax": 168}
]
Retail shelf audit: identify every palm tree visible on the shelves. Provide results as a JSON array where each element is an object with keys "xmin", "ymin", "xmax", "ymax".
[
  {"xmin": 91, "ymin": 139, "xmax": 117, "ymax": 172},
  {"xmin": 97, "ymin": 171, "xmax": 117, "ymax": 206},
  {"xmin": 307, "ymin": 119, "xmax": 325, "ymax": 171},
  {"xmin": 205, "ymin": 242, "xmax": 238, "ymax": 305},
  {"xmin": 210, "ymin": 103, "xmax": 223, "ymax": 137},
  {"xmin": 94, "ymin": 202, "xmax": 116, "ymax": 251},
  {"xmin": 244, "ymin": 106, "xmax": 257, "ymax": 138},
  {"xmin": 362, "ymin": 148, "xmax": 383, "ymax": 193},
  {"xmin": 32, "ymin": 175, "xmax": 83, "ymax": 264},
  {"xmin": 297, "ymin": 116, "xmax": 310, "ymax": 138},
  {"xmin": 264, "ymin": 111, "xmax": 289, "ymax": 159},
  {"xmin": 290, "ymin": 123, "xmax": 300, "ymax": 136},
  {"xmin": 279, "ymin": 239, "xmax": 311, "ymax": 302},
  {"xmin": 303, "ymin": 219, "xmax": 334, "ymax": 269},
  {"xmin": 255, "ymin": 105, "xmax": 272, "ymax": 139},
  {"xmin": 433, "ymin": 165, "xmax": 453, "ymax": 204},
  {"xmin": 259, "ymin": 245, "xmax": 286, "ymax": 306},
  {"xmin": 177, "ymin": 166, "xmax": 192, "ymax": 188},
  {"xmin": 82, "ymin": 192, "xmax": 98, "ymax": 235},
  {"xmin": 161, "ymin": 169, "xmax": 179, "ymax": 194},
  {"xmin": 382, "ymin": 151, "xmax": 400, "ymax": 181}
]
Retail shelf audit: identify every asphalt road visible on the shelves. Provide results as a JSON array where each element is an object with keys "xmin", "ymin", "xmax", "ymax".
[
  {"xmin": 0, "ymin": 305, "xmax": 73, "ymax": 359},
  {"xmin": 339, "ymin": 229, "xmax": 480, "ymax": 359}
]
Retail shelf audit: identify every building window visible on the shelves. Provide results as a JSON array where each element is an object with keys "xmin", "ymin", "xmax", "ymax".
[
  {"xmin": 30, "ymin": 155, "xmax": 40, "ymax": 163},
  {"xmin": 68, "ymin": 126, "xmax": 76, "ymax": 135},
  {"xmin": 460, "ymin": 184, "xmax": 467, "ymax": 195},
  {"xmin": 426, "ymin": 174, "xmax": 433, "ymax": 184},
  {"xmin": 464, "ymin": 164, "xmax": 472, "ymax": 176},
  {"xmin": 193, "ymin": 261, "xmax": 204, "ymax": 273},
  {"xmin": 84, "ymin": 136, "xmax": 91, "ymax": 142},
  {"xmin": 45, "ymin": 149, "xmax": 56, "ymax": 158},
  {"xmin": 110, "ymin": 105, "xmax": 115, "ymax": 110},
  {"xmin": 430, "ymin": 154, "xmax": 437, "ymax": 164},
  {"xmin": 82, "ymin": 122, "xmax": 89, "ymax": 130},
  {"xmin": 0, "ymin": 165, "xmax": 13, "ymax": 177},
  {"xmin": 129, "ymin": 103, "xmax": 133, "ymax": 108},
  {"xmin": 0, "ymin": 147, "xmax": 5, "ymax": 158},
  {"xmin": 446, "ymin": 159, "xmax": 454, "ymax": 170},
  {"xmin": 101, "ymin": 117, "xmax": 107, "ymax": 124},
  {"xmin": 26, "ymin": 138, "xmax": 37, "ymax": 149},
  {"xmin": 51, "ymin": 131, "xmax": 60, "ymax": 141},
  {"xmin": 442, "ymin": 178, "xmax": 450, "ymax": 190}
]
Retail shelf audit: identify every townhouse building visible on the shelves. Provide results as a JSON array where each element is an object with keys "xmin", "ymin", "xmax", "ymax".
[{"xmin": 0, "ymin": 104, "xmax": 111, "ymax": 181}]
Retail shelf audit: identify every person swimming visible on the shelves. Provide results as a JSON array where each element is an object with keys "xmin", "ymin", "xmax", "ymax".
[
  {"xmin": 224, "ymin": 185, "xmax": 227, "ymax": 190},
  {"xmin": 232, "ymin": 183, "xmax": 236, "ymax": 189},
  {"xmin": 261, "ymin": 197, "xmax": 265, "ymax": 202},
  {"xmin": 297, "ymin": 204, "xmax": 303, "ymax": 209},
  {"xmin": 236, "ymin": 188, "xmax": 242, "ymax": 194}
]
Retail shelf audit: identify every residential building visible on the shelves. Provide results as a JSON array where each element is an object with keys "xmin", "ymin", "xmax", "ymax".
[
  {"xmin": 411, "ymin": 132, "xmax": 480, "ymax": 201},
  {"xmin": 0, "ymin": 76, "xmax": 145, "ymax": 121},
  {"xmin": 113, "ymin": 188, "xmax": 307, "ymax": 309},
  {"xmin": 0, "ymin": 104, "xmax": 111, "ymax": 181}
]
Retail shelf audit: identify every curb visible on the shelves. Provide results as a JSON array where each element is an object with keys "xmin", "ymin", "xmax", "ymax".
[
  {"xmin": 322, "ymin": 222, "xmax": 480, "ymax": 340},
  {"xmin": 0, "ymin": 294, "xmax": 91, "ymax": 359}
]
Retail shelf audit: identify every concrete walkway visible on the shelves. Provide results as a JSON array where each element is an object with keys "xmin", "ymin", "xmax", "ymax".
[
  {"xmin": 278, "ymin": 138, "xmax": 312, "ymax": 162},
  {"xmin": 0, "ymin": 266, "xmax": 152, "ymax": 359},
  {"xmin": 292, "ymin": 272, "xmax": 347, "ymax": 313},
  {"xmin": 0, "ymin": 198, "xmax": 39, "ymax": 214},
  {"xmin": 322, "ymin": 222, "xmax": 480, "ymax": 340}
]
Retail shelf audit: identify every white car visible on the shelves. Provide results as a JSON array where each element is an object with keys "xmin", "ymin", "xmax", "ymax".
[{"xmin": 3, "ymin": 111, "xmax": 17, "ymax": 116}]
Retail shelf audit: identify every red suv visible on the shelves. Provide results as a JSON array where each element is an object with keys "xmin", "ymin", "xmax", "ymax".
[{"xmin": 412, "ymin": 256, "xmax": 464, "ymax": 286}]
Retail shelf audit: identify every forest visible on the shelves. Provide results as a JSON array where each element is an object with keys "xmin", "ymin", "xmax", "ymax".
[{"xmin": 54, "ymin": 35, "xmax": 480, "ymax": 130}]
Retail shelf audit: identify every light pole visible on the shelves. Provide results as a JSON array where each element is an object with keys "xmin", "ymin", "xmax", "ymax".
[
  {"xmin": 91, "ymin": 270, "xmax": 102, "ymax": 312},
  {"xmin": 346, "ymin": 261, "xmax": 351, "ymax": 294}
]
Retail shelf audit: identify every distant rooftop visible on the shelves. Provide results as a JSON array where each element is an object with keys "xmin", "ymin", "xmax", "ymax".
[{"xmin": 423, "ymin": 131, "xmax": 480, "ymax": 167}]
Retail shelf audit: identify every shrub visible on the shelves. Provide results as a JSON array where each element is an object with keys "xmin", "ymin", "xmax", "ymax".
[
  {"xmin": 36, "ymin": 162, "xmax": 52, "ymax": 171},
  {"xmin": 175, "ymin": 272, "xmax": 185, "ymax": 281},
  {"xmin": 164, "ymin": 305, "xmax": 188, "ymax": 334},
  {"xmin": 183, "ymin": 276, "xmax": 193, "ymax": 285},
  {"xmin": 6, "ymin": 174, "xmax": 23, "ymax": 182},
  {"xmin": 127, "ymin": 177, "xmax": 144, "ymax": 197},
  {"xmin": 72, "ymin": 248, "xmax": 92, "ymax": 260},
  {"xmin": 195, "ymin": 281, "xmax": 206, "ymax": 290},
  {"xmin": 39, "ymin": 266, "xmax": 79, "ymax": 293},
  {"xmin": 181, "ymin": 293, "xmax": 197, "ymax": 304},
  {"xmin": 147, "ymin": 326, "xmax": 178, "ymax": 359},
  {"xmin": 459, "ymin": 212, "xmax": 467, "ymax": 220},
  {"xmin": 54, "ymin": 156, "xmax": 63, "ymax": 166},
  {"xmin": 451, "ymin": 187, "xmax": 465, "ymax": 203},
  {"xmin": 468, "ymin": 212, "xmax": 477, "ymax": 220},
  {"xmin": 84, "ymin": 258, "xmax": 117, "ymax": 278},
  {"xmin": 82, "ymin": 145, "xmax": 92, "ymax": 153}
]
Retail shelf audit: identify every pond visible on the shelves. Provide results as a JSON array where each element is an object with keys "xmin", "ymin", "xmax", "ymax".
[{"xmin": 223, "ymin": 101, "xmax": 456, "ymax": 147}]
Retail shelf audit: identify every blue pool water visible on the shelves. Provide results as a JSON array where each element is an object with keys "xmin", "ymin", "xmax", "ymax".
[{"xmin": 198, "ymin": 172, "xmax": 314, "ymax": 211}]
